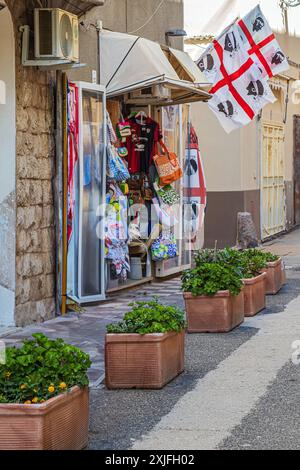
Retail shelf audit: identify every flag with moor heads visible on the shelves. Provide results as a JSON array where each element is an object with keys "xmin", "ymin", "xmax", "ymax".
[
  {"xmin": 197, "ymin": 23, "xmax": 276, "ymax": 133},
  {"xmin": 238, "ymin": 4, "xmax": 289, "ymax": 79}
]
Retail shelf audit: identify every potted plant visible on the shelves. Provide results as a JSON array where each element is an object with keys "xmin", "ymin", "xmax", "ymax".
[
  {"xmin": 239, "ymin": 250, "xmax": 267, "ymax": 317},
  {"xmin": 182, "ymin": 263, "xmax": 245, "ymax": 333},
  {"xmin": 0, "ymin": 333, "xmax": 91, "ymax": 450},
  {"xmin": 260, "ymin": 251, "xmax": 285, "ymax": 295},
  {"xmin": 105, "ymin": 298, "xmax": 185, "ymax": 389}
]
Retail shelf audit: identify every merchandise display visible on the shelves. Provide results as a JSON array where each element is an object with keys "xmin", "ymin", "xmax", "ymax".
[{"xmin": 104, "ymin": 107, "xmax": 185, "ymax": 285}]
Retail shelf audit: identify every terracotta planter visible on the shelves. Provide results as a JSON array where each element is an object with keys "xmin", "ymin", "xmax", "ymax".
[
  {"xmin": 281, "ymin": 259, "xmax": 287, "ymax": 286},
  {"xmin": 183, "ymin": 290, "xmax": 244, "ymax": 333},
  {"xmin": 262, "ymin": 258, "xmax": 284, "ymax": 295},
  {"xmin": 0, "ymin": 386, "xmax": 89, "ymax": 450},
  {"xmin": 242, "ymin": 272, "xmax": 266, "ymax": 317},
  {"xmin": 105, "ymin": 331, "xmax": 184, "ymax": 389}
]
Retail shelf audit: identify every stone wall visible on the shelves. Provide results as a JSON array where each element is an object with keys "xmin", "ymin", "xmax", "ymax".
[{"xmin": 6, "ymin": 1, "xmax": 56, "ymax": 326}]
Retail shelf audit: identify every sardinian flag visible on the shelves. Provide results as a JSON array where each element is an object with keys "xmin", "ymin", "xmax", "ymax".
[
  {"xmin": 197, "ymin": 23, "xmax": 276, "ymax": 133},
  {"xmin": 238, "ymin": 5, "xmax": 289, "ymax": 79}
]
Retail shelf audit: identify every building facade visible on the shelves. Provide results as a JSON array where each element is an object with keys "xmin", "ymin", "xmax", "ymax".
[
  {"xmin": 0, "ymin": 0, "xmax": 184, "ymax": 327},
  {"xmin": 189, "ymin": 30, "xmax": 300, "ymax": 248}
]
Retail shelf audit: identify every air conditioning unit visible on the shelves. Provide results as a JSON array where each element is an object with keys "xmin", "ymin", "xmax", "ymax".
[
  {"xmin": 125, "ymin": 84, "xmax": 172, "ymax": 104},
  {"xmin": 34, "ymin": 8, "xmax": 79, "ymax": 62}
]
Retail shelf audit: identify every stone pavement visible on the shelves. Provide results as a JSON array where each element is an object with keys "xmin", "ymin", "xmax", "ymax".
[
  {"xmin": 1, "ymin": 227, "xmax": 299, "ymax": 392},
  {"xmin": 0, "ymin": 278, "xmax": 183, "ymax": 387},
  {"xmin": 88, "ymin": 228, "xmax": 300, "ymax": 450}
]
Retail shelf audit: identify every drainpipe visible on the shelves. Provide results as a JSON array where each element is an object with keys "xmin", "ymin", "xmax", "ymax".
[{"xmin": 96, "ymin": 20, "xmax": 103, "ymax": 85}]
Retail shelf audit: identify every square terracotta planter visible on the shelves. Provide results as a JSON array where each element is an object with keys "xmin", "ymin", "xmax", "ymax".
[
  {"xmin": 0, "ymin": 386, "xmax": 89, "ymax": 450},
  {"xmin": 262, "ymin": 258, "xmax": 284, "ymax": 295},
  {"xmin": 183, "ymin": 290, "xmax": 245, "ymax": 333},
  {"xmin": 105, "ymin": 331, "xmax": 184, "ymax": 389},
  {"xmin": 242, "ymin": 272, "xmax": 266, "ymax": 317}
]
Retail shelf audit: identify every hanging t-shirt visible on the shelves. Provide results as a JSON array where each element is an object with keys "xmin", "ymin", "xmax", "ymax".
[{"xmin": 124, "ymin": 116, "xmax": 162, "ymax": 174}]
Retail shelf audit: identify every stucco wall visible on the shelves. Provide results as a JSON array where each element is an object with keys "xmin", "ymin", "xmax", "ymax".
[
  {"xmin": 5, "ymin": 2, "xmax": 56, "ymax": 326},
  {"xmin": 0, "ymin": 8, "xmax": 16, "ymax": 327},
  {"xmin": 69, "ymin": 0, "xmax": 184, "ymax": 83}
]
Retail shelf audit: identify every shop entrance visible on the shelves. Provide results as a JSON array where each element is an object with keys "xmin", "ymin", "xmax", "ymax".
[
  {"xmin": 261, "ymin": 120, "xmax": 286, "ymax": 240},
  {"xmin": 0, "ymin": 7, "xmax": 16, "ymax": 327}
]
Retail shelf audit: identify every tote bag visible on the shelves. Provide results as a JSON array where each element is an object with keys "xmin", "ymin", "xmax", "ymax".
[
  {"xmin": 107, "ymin": 144, "xmax": 130, "ymax": 181},
  {"xmin": 151, "ymin": 231, "xmax": 178, "ymax": 261},
  {"xmin": 153, "ymin": 140, "xmax": 183, "ymax": 187}
]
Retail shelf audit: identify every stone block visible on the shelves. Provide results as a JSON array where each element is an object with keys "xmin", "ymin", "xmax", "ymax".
[
  {"xmin": 42, "ymin": 180, "xmax": 54, "ymax": 205},
  {"xmin": 41, "ymin": 205, "xmax": 54, "ymax": 228},
  {"xmin": 15, "ymin": 277, "xmax": 31, "ymax": 305},
  {"xmin": 16, "ymin": 131, "xmax": 34, "ymax": 156},
  {"xmin": 43, "ymin": 252, "xmax": 55, "ymax": 274},
  {"xmin": 41, "ymin": 227, "xmax": 55, "ymax": 252},
  {"xmin": 17, "ymin": 206, "xmax": 43, "ymax": 230},
  {"xmin": 14, "ymin": 298, "xmax": 56, "ymax": 327},
  {"xmin": 16, "ymin": 108, "xmax": 29, "ymax": 133},
  {"xmin": 17, "ymin": 254, "xmax": 44, "ymax": 277},
  {"xmin": 17, "ymin": 180, "xmax": 43, "ymax": 206},
  {"xmin": 17, "ymin": 229, "xmax": 42, "ymax": 254}
]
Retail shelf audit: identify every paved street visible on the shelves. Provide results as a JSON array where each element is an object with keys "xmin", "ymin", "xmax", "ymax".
[
  {"xmin": 1, "ymin": 228, "xmax": 300, "ymax": 449},
  {"xmin": 88, "ymin": 229, "xmax": 300, "ymax": 450}
]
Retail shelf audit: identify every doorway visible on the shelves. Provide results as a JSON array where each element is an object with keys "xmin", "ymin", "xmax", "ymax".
[
  {"xmin": 261, "ymin": 120, "xmax": 286, "ymax": 240},
  {"xmin": 293, "ymin": 115, "xmax": 300, "ymax": 226}
]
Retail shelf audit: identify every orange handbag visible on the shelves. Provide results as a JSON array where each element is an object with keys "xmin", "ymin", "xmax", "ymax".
[{"xmin": 153, "ymin": 140, "xmax": 183, "ymax": 187}]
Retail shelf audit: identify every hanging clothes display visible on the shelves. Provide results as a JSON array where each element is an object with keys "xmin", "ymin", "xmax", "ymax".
[
  {"xmin": 119, "ymin": 113, "xmax": 162, "ymax": 173},
  {"xmin": 105, "ymin": 183, "xmax": 130, "ymax": 280},
  {"xmin": 183, "ymin": 124, "xmax": 207, "ymax": 243},
  {"xmin": 67, "ymin": 82, "xmax": 79, "ymax": 245}
]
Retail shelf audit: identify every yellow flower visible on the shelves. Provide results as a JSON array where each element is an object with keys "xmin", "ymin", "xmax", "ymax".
[
  {"xmin": 59, "ymin": 382, "xmax": 67, "ymax": 390},
  {"xmin": 48, "ymin": 385, "xmax": 55, "ymax": 394},
  {"xmin": 24, "ymin": 400, "xmax": 31, "ymax": 405},
  {"xmin": 20, "ymin": 384, "xmax": 27, "ymax": 390},
  {"xmin": 4, "ymin": 372, "xmax": 11, "ymax": 379},
  {"xmin": 40, "ymin": 399, "xmax": 45, "ymax": 403},
  {"xmin": 31, "ymin": 397, "xmax": 39, "ymax": 404}
]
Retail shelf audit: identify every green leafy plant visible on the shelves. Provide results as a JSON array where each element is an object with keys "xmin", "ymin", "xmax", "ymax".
[
  {"xmin": 182, "ymin": 263, "xmax": 243, "ymax": 297},
  {"xmin": 240, "ymin": 249, "xmax": 279, "ymax": 278},
  {"xmin": 194, "ymin": 247, "xmax": 280, "ymax": 279},
  {"xmin": 0, "ymin": 334, "xmax": 91, "ymax": 404},
  {"xmin": 263, "ymin": 252, "xmax": 280, "ymax": 262},
  {"xmin": 106, "ymin": 298, "xmax": 185, "ymax": 334}
]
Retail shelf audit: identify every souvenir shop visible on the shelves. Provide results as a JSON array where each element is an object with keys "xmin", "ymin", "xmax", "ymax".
[{"xmin": 66, "ymin": 30, "xmax": 210, "ymax": 304}]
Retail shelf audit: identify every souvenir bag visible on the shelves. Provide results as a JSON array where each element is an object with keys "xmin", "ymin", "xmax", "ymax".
[
  {"xmin": 107, "ymin": 144, "xmax": 130, "ymax": 181},
  {"xmin": 151, "ymin": 231, "xmax": 178, "ymax": 261},
  {"xmin": 152, "ymin": 197, "xmax": 178, "ymax": 228},
  {"xmin": 153, "ymin": 140, "xmax": 183, "ymax": 187},
  {"xmin": 155, "ymin": 182, "xmax": 180, "ymax": 205}
]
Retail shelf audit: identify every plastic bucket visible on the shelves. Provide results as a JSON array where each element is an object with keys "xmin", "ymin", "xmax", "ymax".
[{"xmin": 129, "ymin": 257, "xmax": 143, "ymax": 280}]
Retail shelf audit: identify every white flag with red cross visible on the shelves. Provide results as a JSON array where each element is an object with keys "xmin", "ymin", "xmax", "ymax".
[
  {"xmin": 197, "ymin": 23, "xmax": 276, "ymax": 133},
  {"xmin": 238, "ymin": 5, "xmax": 289, "ymax": 79}
]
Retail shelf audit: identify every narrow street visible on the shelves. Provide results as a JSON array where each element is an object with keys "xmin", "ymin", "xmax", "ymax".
[
  {"xmin": 1, "ymin": 229, "xmax": 300, "ymax": 450},
  {"xmin": 87, "ymin": 229, "xmax": 300, "ymax": 450}
]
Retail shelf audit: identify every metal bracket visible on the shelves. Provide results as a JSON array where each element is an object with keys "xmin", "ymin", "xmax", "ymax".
[{"xmin": 19, "ymin": 25, "xmax": 86, "ymax": 70}]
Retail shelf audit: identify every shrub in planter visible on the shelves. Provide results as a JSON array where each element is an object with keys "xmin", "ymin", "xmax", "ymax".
[
  {"xmin": 0, "ymin": 333, "xmax": 91, "ymax": 450},
  {"xmin": 237, "ymin": 249, "xmax": 267, "ymax": 316},
  {"xmin": 182, "ymin": 263, "xmax": 245, "ymax": 333},
  {"xmin": 250, "ymin": 250, "xmax": 284, "ymax": 295},
  {"xmin": 105, "ymin": 298, "xmax": 185, "ymax": 389}
]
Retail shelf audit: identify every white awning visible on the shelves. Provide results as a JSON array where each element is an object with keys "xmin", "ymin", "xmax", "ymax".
[{"xmin": 100, "ymin": 30, "xmax": 211, "ymax": 104}]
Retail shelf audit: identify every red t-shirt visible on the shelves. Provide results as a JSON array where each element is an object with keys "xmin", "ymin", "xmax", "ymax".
[{"xmin": 124, "ymin": 117, "xmax": 162, "ymax": 174}]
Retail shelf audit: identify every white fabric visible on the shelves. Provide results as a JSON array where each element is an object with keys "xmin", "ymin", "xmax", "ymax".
[
  {"xmin": 238, "ymin": 5, "xmax": 289, "ymax": 78},
  {"xmin": 169, "ymin": 48, "xmax": 209, "ymax": 84},
  {"xmin": 198, "ymin": 24, "xmax": 276, "ymax": 133},
  {"xmin": 100, "ymin": 30, "xmax": 180, "ymax": 93}
]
